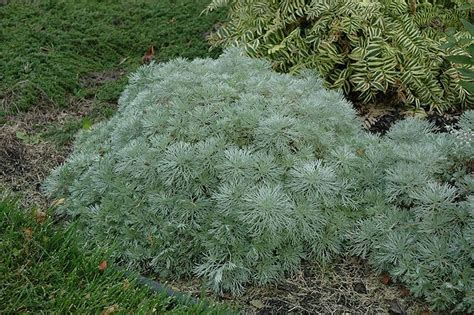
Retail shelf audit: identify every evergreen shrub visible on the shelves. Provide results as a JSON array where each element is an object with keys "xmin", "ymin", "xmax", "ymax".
[
  {"xmin": 44, "ymin": 50, "xmax": 473, "ymax": 311},
  {"xmin": 206, "ymin": 0, "xmax": 473, "ymax": 112}
]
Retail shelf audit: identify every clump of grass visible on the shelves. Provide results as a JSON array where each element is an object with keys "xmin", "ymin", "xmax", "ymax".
[
  {"xmin": 0, "ymin": 0, "xmax": 225, "ymax": 114},
  {"xmin": 0, "ymin": 194, "xmax": 232, "ymax": 313}
]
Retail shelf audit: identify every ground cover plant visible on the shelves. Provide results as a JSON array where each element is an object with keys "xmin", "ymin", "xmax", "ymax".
[
  {"xmin": 0, "ymin": 0, "xmax": 225, "ymax": 117},
  {"xmin": 0, "ymin": 194, "xmax": 232, "ymax": 313},
  {"xmin": 44, "ymin": 50, "xmax": 474, "ymax": 312},
  {"xmin": 206, "ymin": 0, "xmax": 473, "ymax": 112}
]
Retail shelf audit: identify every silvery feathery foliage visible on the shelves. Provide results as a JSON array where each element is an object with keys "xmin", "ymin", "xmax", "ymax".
[{"xmin": 43, "ymin": 49, "xmax": 473, "ymax": 311}]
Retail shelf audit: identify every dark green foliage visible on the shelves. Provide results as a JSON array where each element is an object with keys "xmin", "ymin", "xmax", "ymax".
[
  {"xmin": 0, "ymin": 0, "xmax": 225, "ymax": 114},
  {"xmin": 206, "ymin": 0, "xmax": 473, "ymax": 112},
  {"xmin": 44, "ymin": 51, "xmax": 473, "ymax": 311},
  {"xmin": 0, "ymin": 193, "xmax": 231, "ymax": 313},
  {"xmin": 445, "ymin": 18, "xmax": 474, "ymax": 94}
]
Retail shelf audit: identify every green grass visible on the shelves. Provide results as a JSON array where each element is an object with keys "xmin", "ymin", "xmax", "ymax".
[
  {"xmin": 0, "ymin": 0, "xmax": 224, "ymax": 116},
  {"xmin": 0, "ymin": 195, "xmax": 233, "ymax": 313}
]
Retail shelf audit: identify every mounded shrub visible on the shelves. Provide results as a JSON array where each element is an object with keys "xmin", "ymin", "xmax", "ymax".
[
  {"xmin": 44, "ymin": 50, "xmax": 473, "ymax": 311},
  {"xmin": 206, "ymin": 0, "xmax": 473, "ymax": 112}
]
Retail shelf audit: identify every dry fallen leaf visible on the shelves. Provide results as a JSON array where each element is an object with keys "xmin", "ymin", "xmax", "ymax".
[
  {"xmin": 123, "ymin": 279, "xmax": 130, "ymax": 290},
  {"xmin": 142, "ymin": 46, "xmax": 155, "ymax": 64},
  {"xmin": 356, "ymin": 148, "xmax": 365, "ymax": 156},
  {"xmin": 421, "ymin": 309, "xmax": 430, "ymax": 315},
  {"xmin": 35, "ymin": 210, "xmax": 47, "ymax": 224},
  {"xmin": 100, "ymin": 304, "xmax": 119, "ymax": 315},
  {"xmin": 22, "ymin": 228, "xmax": 33, "ymax": 240},
  {"xmin": 399, "ymin": 286, "xmax": 410, "ymax": 297},
  {"xmin": 98, "ymin": 260, "xmax": 108, "ymax": 271},
  {"xmin": 380, "ymin": 272, "xmax": 391, "ymax": 285}
]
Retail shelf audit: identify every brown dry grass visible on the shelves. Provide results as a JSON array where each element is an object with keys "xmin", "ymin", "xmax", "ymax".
[{"xmin": 158, "ymin": 257, "xmax": 427, "ymax": 314}]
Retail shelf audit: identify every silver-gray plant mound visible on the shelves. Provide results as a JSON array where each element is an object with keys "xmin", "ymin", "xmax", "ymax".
[{"xmin": 44, "ymin": 49, "xmax": 473, "ymax": 311}]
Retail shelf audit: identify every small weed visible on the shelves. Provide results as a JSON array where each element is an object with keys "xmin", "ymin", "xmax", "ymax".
[{"xmin": 15, "ymin": 131, "xmax": 41, "ymax": 145}]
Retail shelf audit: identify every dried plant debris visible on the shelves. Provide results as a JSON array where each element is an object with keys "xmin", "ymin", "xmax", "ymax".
[
  {"xmin": 0, "ymin": 103, "xmax": 94, "ymax": 207},
  {"xmin": 359, "ymin": 103, "xmax": 461, "ymax": 135},
  {"xmin": 0, "ymin": 132, "xmax": 28, "ymax": 178},
  {"xmin": 164, "ymin": 258, "xmax": 425, "ymax": 314},
  {"xmin": 80, "ymin": 70, "xmax": 125, "ymax": 89},
  {"xmin": 0, "ymin": 125, "xmax": 64, "ymax": 208}
]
